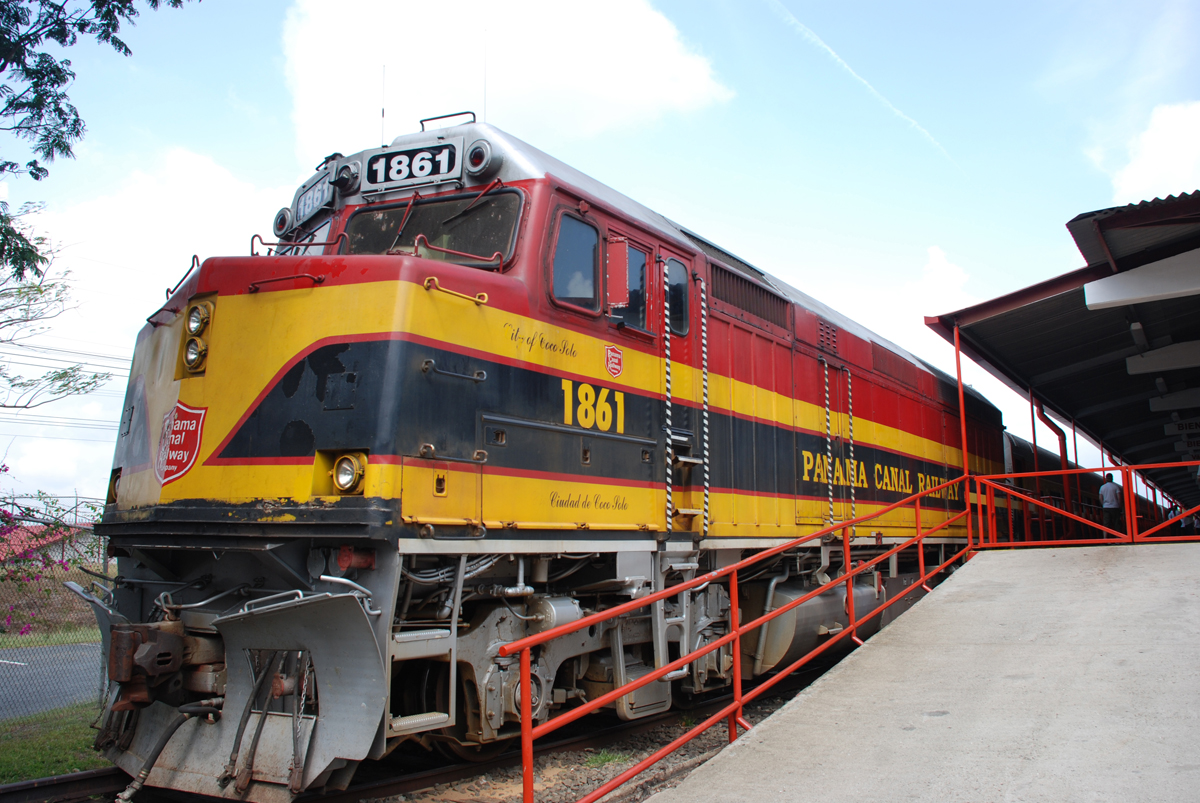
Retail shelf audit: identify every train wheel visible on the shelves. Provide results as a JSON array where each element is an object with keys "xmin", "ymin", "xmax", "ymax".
[{"xmin": 407, "ymin": 661, "xmax": 510, "ymax": 763}]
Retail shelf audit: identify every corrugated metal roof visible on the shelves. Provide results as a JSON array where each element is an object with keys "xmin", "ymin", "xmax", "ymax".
[
  {"xmin": 928, "ymin": 193, "xmax": 1200, "ymax": 509},
  {"xmin": 1066, "ymin": 190, "xmax": 1200, "ymax": 269}
]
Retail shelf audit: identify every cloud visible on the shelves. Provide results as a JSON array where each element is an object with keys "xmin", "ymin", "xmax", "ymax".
[
  {"xmin": 2, "ymin": 148, "xmax": 292, "ymax": 498},
  {"xmin": 1109, "ymin": 101, "xmax": 1200, "ymax": 204},
  {"xmin": 282, "ymin": 0, "xmax": 733, "ymax": 165}
]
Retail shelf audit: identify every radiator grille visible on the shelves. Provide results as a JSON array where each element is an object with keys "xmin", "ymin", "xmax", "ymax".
[
  {"xmin": 711, "ymin": 266, "xmax": 790, "ymax": 329},
  {"xmin": 872, "ymin": 342, "xmax": 918, "ymax": 387}
]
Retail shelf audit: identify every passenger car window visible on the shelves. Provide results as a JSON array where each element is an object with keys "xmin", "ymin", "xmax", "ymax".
[
  {"xmin": 552, "ymin": 215, "xmax": 599, "ymax": 310},
  {"xmin": 667, "ymin": 258, "xmax": 688, "ymax": 336},
  {"xmin": 613, "ymin": 245, "xmax": 648, "ymax": 330}
]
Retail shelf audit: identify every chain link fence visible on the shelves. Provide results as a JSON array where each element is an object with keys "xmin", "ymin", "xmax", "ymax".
[{"xmin": 1, "ymin": 497, "xmax": 109, "ymax": 748}]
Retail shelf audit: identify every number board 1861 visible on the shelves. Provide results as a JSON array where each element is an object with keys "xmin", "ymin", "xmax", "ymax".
[{"xmin": 364, "ymin": 138, "xmax": 462, "ymax": 188}]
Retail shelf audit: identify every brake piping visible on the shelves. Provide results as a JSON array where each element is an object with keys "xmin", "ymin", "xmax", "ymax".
[
  {"xmin": 218, "ymin": 650, "xmax": 281, "ymax": 789},
  {"xmin": 115, "ymin": 697, "xmax": 224, "ymax": 803},
  {"xmin": 235, "ymin": 651, "xmax": 287, "ymax": 792}
]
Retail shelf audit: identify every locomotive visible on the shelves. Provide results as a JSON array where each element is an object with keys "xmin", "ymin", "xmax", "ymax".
[{"xmin": 78, "ymin": 114, "xmax": 1009, "ymax": 802}]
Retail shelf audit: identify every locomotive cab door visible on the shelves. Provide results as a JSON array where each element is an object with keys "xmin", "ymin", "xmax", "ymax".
[{"xmin": 478, "ymin": 211, "xmax": 662, "ymax": 532}]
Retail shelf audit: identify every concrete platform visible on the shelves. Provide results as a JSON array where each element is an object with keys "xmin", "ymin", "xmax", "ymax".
[{"xmin": 648, "ymin": 544, "xmax": 1200, "ymax": 803}]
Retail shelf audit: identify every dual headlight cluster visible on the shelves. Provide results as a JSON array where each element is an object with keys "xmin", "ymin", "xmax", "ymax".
[{"xmin": 183, "ymin": 302, "xmax": 213, "ymax": 372}]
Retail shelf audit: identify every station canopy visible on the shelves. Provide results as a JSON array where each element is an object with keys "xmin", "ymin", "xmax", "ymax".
[{"xmin": 926, "ymin": 191, "xmax": 1200, "ymax": 509}]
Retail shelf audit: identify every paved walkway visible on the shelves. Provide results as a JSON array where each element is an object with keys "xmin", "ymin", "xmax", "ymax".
[
  {"xmin": 0, "ymin": 641, "xmax": 102, "ymax": 720},
  {"xmin": 649, "ymin": 544, "xmax": 1200, "ymax": 803}
]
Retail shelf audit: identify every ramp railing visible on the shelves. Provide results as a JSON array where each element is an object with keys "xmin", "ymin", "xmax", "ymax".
[
  {"xmin": 498, "ymin": 475, "xmax": 974, "ymax": 803},
  {"xmin": 970, "ymin": 459, "xmax": 1200, "ymax": 548}
]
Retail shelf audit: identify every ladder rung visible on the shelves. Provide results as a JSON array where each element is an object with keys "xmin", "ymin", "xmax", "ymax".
[
  {"xmin": 672, "ymin": 508, "xmax": 702, "ymax": 518},
  {"xmin": 673, "ymin": 455, "xmax": 703, "ymax": 466}
]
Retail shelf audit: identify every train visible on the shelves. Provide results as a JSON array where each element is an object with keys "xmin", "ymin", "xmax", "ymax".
[{"xmin": 75, "ymin": 114, "xmax": 1090, "ymax": 802}]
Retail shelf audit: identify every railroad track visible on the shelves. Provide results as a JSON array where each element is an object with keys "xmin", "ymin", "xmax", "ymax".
[{"xmin": 0, "ymin": 669, "xmax": 827, "ymax": 803}]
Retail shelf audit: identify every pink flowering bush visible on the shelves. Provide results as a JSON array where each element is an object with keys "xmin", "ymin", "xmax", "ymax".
[{"xmin": 0, "ymin": 466, "xmax": 102, "ymax": 638}]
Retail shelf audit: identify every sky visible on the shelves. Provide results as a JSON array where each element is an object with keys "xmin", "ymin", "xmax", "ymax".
[{"xmin": 1, "ymin": 0, "xmax": 1198, "ymax": 502}]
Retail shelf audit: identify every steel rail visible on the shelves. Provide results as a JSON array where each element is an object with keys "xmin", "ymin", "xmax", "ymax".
[{"xmin": 0, "ymin": 673, "xmax": 824, "ymax": 803}]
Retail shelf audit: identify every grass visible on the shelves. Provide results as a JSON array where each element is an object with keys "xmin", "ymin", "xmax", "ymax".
[
  {"xmin": 0, "ymin": 702, "xmax": 111, "ymax": 784},
  {"xmin": 584, "ymin": 749, "xmax": 627, "ymax": 768}
]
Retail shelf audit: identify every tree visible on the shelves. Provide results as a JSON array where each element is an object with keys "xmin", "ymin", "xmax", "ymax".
[
  {"xmin": 0, "ymin": 208, "xmax": 108, "ymax": 407},
  {"xmin": 0, "ymin": 2, "xmax": 192, "ymax": 407},
  {"xmin": 0, "ymin": 0, "xmax": 191, "ymax": 279}
]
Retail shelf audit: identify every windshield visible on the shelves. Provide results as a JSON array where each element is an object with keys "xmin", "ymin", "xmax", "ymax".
[{"xmin": 344, "ymin": 190, "xmax": 521, "ymax": 267}]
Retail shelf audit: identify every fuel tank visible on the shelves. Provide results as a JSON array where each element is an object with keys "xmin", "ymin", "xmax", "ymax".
[{"xmin": 741, "ymin": 579, "xmax": 884, "ymax": 676}]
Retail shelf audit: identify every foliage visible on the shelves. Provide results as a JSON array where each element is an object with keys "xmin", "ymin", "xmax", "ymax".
[
  {"xmin": 1, "ymin": 467, "xmax": 103, "ymax": 636},
  {"xmin": 0, "ymin": 203, "xmax": 110, "ymax": 406},
  {"xmin": 0, "ymin": 1, "xmax": 193, "ymax": 281},
  {"xmin": 0, "ymin": 0, "xmax": 187, "ymax": 182},
  {"xmin": 0, "ymin": 702, "xmax": 111, "ymax": 782}
]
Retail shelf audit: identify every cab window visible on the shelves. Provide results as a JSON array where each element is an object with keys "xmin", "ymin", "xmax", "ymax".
[
  {"xmin": 552, "ymin": 214, "xmax": 600, "ymax": 310},
  {"xmin": 667, "ymin": 258, "xmax": 689, "ymax": 336},
  {"xmin": 613, "ymin": 244, "xmax": 649, "ymax": 330}
]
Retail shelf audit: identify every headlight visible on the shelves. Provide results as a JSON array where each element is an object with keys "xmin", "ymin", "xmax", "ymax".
[
  {"xmin": 332, "ymin": 161, "xmax": 360, "ymax": 195},
  {"xmin": 465, "ymin": 139, "xmax": 502, "ymax": 178},
  {"xmin": 184, "ymin": 337, "xmax": 208, "ymax": 370},
  {"xmin": 332, "ymin": 453, "xmax": 366, "ymax": 492},
  {"xmin": 186, "ymin": 304, "xmax": 210, "ymax": 335}
]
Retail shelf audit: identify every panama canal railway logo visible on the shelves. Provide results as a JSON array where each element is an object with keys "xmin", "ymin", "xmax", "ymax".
[
  {"xmin": 604, "ymin": 345, "xmax": 624, "ymax": 378},
  {"xmin": 155, "ymin": 402, "xmax": 207, "ymax": 485}
]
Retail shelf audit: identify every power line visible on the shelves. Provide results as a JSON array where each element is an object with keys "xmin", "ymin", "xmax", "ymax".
[
  {"xmin": 0, "ymin": 414, "xmax": 118, "ymax": 430},
  {"xmin": 0, "ymin": 432, "xmax": 116, "ymax": 443},
  {"xmin": 1, "ymin": 342, "xmax": 132, "ymax": 363},
  {"xmin": 0, "ymin": 357, "xmax": 128, "ymax": 376}
]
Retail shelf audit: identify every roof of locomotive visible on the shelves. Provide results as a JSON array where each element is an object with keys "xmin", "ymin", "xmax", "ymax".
[{"xmin": 308, "ymin": 121, "xmax": 996, "ymax": 411}]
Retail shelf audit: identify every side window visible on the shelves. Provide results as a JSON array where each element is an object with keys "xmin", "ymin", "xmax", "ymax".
[
  {"xmin": 667, "ymin": 258, "xmax": 689, "ymax": 336},
  {"xmin": 614, "ymin": 245, "xmax": 649, "ymax": 330},
  {"xmin": 552, "ymin": 214, "xmax": 599, "ymax": 310}
]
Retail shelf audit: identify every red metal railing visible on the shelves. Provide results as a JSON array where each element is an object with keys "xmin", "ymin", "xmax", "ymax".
[
  {"xmin": 497, "ymin": 476, "xmax": 974, "ymax": 803},
  {"xmin": 971, "ymin": 459, "xmax": 1200, "ymax": 547},
  {"xmin": 497, "ymin": 459, "xmax": 1200, "ymax": 802}
]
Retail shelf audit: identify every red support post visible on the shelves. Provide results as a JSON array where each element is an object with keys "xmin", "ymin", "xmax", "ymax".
[
  {"xmin": 1122, "ymin": 466, "xmax": 1137, "ymax": 543},
  {"xmin": 844, "ymin": 526, "xmax": 864, "ymax": 646},
  {"xmin": 728, "ymin": 570, "xmax": 742, "ymax": 744},
  {"xmin": 521, "ymin": 648, "xmax": 535, "ymax": 803},
  {"xmin": 987, "ymin": 482, "xmax": 997, "ymax": 544},
  {"xmin": 1028, "ymin": 388, "xmax": 1043, "ymax": 539},
  {"xmin": 953, "ymin": 325, "xmax": 973, "ymax": 551},
  {"xmin": 916, "ymin": 501, "xmax": 933, "ymax": 591}
]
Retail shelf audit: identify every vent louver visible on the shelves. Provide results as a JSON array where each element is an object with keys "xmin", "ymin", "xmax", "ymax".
[
  {"xmin": 817, "ymin": 318, "xmax": 838, "ymax": 355},
  {"xmin": 711, "ymin": 266, "xmax": 790, "ymax": 329},
  {"xmin": 872, "ymin": 342, "xmax": 918, "ymax": 387}
]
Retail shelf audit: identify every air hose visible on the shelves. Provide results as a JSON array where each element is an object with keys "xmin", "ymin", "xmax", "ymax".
[
  {"xmin": 218, "ymin": 650, "xmax": 280, "ymax": 788},
  {"xmin": 115, "ymin": 698, "xmax": 223, "ymax": 803}
]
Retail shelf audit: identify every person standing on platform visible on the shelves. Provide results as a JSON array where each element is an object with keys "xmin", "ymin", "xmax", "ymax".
[{"xmin": 1099, "ymin": 473, "xmax": 1123, "ymax": 533}]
